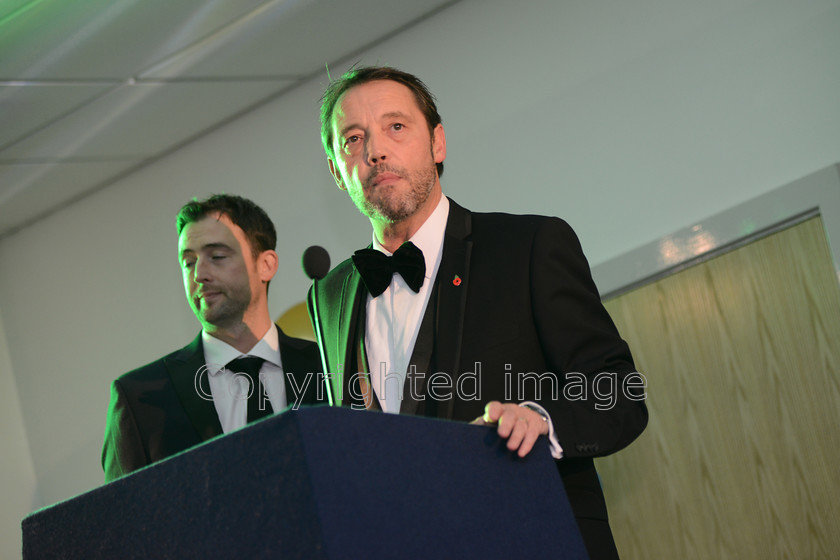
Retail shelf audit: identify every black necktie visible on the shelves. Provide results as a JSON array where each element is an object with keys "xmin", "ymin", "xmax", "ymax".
[
  {"xmin": 225, "ymin": 356, "xmax": 270, "ymax": 424},
  {"xmin": 352, "ymin": 241, "xmax": 426, "ymax": 297}
]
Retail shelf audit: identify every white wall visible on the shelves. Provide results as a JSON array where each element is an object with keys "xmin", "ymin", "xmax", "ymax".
[
  {"xmin": 0, "ymin": 306, "xmax": 40, "ymax": 560},
  {"xmin": 2, "ymin": 0, "xmax": 839, "ymax": 547}
]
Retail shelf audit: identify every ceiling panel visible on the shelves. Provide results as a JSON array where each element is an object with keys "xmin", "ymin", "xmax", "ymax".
[
  {"xmin": 0, "ymin": 83, "xmax": 114, "ymax": 150},
  {"xmin": 0, "ymin": 160, "xmax": 140, "ymax": 235},
  {"xmin": 0, "ymin": 0, "xmax": 273, "ymax": 79},
  {"xmin": 1, "ymin": 79, "xmax": 296, "ymax": 160},
  {"xmin": 143, "ymin": 0, "xmax": 458, "ymax": 79},
  {"xmin": 0, "ymin": 0, "xmax": 464, "ymax": 239},
  {"xmin": 0, "ymin": 0, "xmax": 34, "ymax": 22}
]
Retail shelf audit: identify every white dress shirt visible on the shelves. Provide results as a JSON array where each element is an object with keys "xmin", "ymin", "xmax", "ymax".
[
  {"xmin": 362, "ymin": 196, "xmax": 563, "ymax": 458},
  {"xmin": 201, "ymin": 326, "xmax": 287, "ymax": 433},
  {"xmin": 366, "ymin": 196, "xmax": 448, "ymax": 413}
]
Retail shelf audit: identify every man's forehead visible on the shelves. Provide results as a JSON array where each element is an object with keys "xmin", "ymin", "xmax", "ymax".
[
  {"xmin": 178, "ymin": 213, "xmax": 241, "ymax": 251},
  {"xmin": 333, "ymin": 80, "xmax": 419, "ymax": 126}
]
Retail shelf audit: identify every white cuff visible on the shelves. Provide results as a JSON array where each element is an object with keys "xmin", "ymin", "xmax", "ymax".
[{"xmin": 519, "ymin": 401, "xmax": 564, "ymax": 459}]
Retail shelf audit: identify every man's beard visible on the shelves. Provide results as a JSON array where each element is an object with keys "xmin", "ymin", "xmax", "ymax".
[
  {"xmin": 350, "ymin": 160, "xmax": 437, "ymax": 223},
  {"xmin": 192, "ymin": 285, "xmax": 251, "ymax": 328}
]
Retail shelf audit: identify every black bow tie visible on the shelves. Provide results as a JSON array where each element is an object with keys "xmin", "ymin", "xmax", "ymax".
[{"xmin": 352, "ymin": 241, "xmax": 426, "ymax": 297}]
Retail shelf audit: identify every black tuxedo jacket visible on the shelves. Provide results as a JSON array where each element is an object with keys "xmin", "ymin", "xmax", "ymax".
[
  {"xmin": 310, "ymin": 199, "xmax": 648, "ymax": 558},
  {"xmin": 101, "ymin": 325, "xmax": 321, "ymax": 482}
]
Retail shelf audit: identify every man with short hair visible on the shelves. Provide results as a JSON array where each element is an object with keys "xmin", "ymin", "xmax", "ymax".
[
  {"xmin": 102, "ymin": 194, "xmax": 321, "ymax": 482},
  {"xmin": 310, "ymin": 66, "xmax": 648, "ymax": 559}
]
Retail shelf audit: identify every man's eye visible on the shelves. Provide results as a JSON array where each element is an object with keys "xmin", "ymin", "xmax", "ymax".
[
  {"xmin": 392, "ymin": 123, "xmax": 404, "ymax": 131},
  {"xmin": 183, "ymin": 261, "xmax": 195, "ymax": 269},
  {"xmin": 211, "ymin": 255, "xmax": 226, "ymax": 260},
  {"xmin": 346, "ymin": 135, "xmax": 361, "ymax": 145}
]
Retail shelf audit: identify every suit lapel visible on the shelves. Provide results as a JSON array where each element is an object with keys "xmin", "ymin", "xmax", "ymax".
[
  {"xmin": 310, "ymin": 261, "xmax": 365, "ymax": 408},
  {"xmin": 401, "ymin": 279, "xmax": 438, "ymax": 416},
  {"xmin": 334, "ymin": 268, "xmax": 366, "ymax": 407},
  {"xmin": 277, "ymin": 324, "xmax": 316, "ymax": 408},
  {"xmin": 166, "ymin": 333, "xmax": 223, "ymax": 441},
  {"xmin": 433, "ymin": 199, "xmax": 473, "ymax": 420}
]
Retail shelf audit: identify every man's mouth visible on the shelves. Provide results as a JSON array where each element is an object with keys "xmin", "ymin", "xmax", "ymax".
[
  {"xmin": 199, "ymin": 291, "xmax": 222, "ymax": 303},
  {"xmin": 369, "ymin": 170, "xmax": 401, "ymax": 187}
]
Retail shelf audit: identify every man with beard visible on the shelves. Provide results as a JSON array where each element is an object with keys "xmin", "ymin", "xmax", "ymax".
[
  {"xmin": 309, "ymin": 66, "xmax": 648, "ymax": 559},
  {"xmin": 102, "ymin": 194, "xmax": 321, "ymax": 482}
]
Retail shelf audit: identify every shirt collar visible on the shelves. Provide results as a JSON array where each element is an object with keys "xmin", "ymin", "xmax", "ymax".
[
  {"xmin": 371, "ymin": 195, "xmax": 449, "ymax": 280},
  {"xmin": 201, "ymin": 324, "xmax": 281, "ymax": 375}
]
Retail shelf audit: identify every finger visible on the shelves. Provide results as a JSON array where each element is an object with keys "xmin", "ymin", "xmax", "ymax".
[
  {"xmin": 516, "ymin": 425, "xmax": 542, "ymax": 457},
  {"xmin": 470, "ymin": 416, "xmax": 488, "ymax": 425},
  {"xmin": 517, "ymin": 406, "xmax": 549, "ymax": 436},
  {"xmin": 482, "ymin": 401, "xmax": 503, "ymax": 424},
  {"xmin": 496, "ymin": 406, "xmax": 519, "ymax": 438},
  {"xmin": 505, "ymin": 415, "xmax": 530, "ymax": 452}
]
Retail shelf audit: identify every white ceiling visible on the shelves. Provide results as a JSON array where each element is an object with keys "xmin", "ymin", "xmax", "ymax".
[{"xmin": 0, "ymin": 0, "xmax": 459, "ymax": 239}]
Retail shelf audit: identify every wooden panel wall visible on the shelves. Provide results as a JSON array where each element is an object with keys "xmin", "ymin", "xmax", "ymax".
[{"xmin": 597, "ymin": 216, "xmax": 840, "ymax": 559}]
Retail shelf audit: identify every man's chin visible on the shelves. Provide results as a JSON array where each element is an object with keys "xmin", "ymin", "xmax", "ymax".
[
  {"xmin": 195, "ymin": 304, "xmax": 224, "ymax": 326},
  {"xmin": 196, "ymin": 305, "xmax": 249, "ymax": 330},
  {"xmin": 360, "ymin": 199, "xmax": 415, "ymax": 223}
]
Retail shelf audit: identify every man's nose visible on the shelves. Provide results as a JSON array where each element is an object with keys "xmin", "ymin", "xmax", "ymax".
[
  {"xmin": 193, "ymin": 258, "xmax": 211, "ymax": 283},
  {"xmin": 366, "ymin": 133, "xmax": 387, "ymax": 165}
]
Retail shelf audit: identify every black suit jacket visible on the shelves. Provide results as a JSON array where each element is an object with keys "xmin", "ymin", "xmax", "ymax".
[
  {"xmin": 101, "ymin": 325, "xmax": 321, "ymax": 482},
  {"xmin": 310, "ymin": 200, "xmax": 648, "ymax": 558}
]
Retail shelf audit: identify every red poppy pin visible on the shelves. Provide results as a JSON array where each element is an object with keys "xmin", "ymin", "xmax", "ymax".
[{"xmin": 453, "ymin": 275, "xmax": 462, "ymax": 286}]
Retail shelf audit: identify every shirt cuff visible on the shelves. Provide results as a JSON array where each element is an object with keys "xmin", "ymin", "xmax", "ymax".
[{"xmin": 519, "ymin": 401, "xmax": 564, "ymax": 459}]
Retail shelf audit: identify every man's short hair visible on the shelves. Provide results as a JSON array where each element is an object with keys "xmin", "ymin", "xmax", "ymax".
[
  {"xmin": 176, "ymin": 194, "xmax": 276, "ymax": 257},
  {"xmin": 320, "ymin": 66, "xmax": 444, "ymax": 178}
]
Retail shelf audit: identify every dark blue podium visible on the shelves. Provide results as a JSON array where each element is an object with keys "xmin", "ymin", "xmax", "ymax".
[{"xmin": 22, "ymin": 407, "xmax": 588, "ymax": 559}]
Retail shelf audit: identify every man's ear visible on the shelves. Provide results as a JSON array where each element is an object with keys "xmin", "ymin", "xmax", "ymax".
[
  {"xmin": 258, "ymin": 250, "xmax": 279, "ymax": 283},
  {"xmin": 432, "ymin": 123, "xmax": 447, "ymax": 165},
  {"xmin": 328, "ymin": 158, "xmax": 346, "ymax": 191}
]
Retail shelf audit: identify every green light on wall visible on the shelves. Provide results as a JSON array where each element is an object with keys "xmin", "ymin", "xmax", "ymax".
[{"xmin": 0, "ymin": 0, "xmax": 51, "ymax": 28}]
